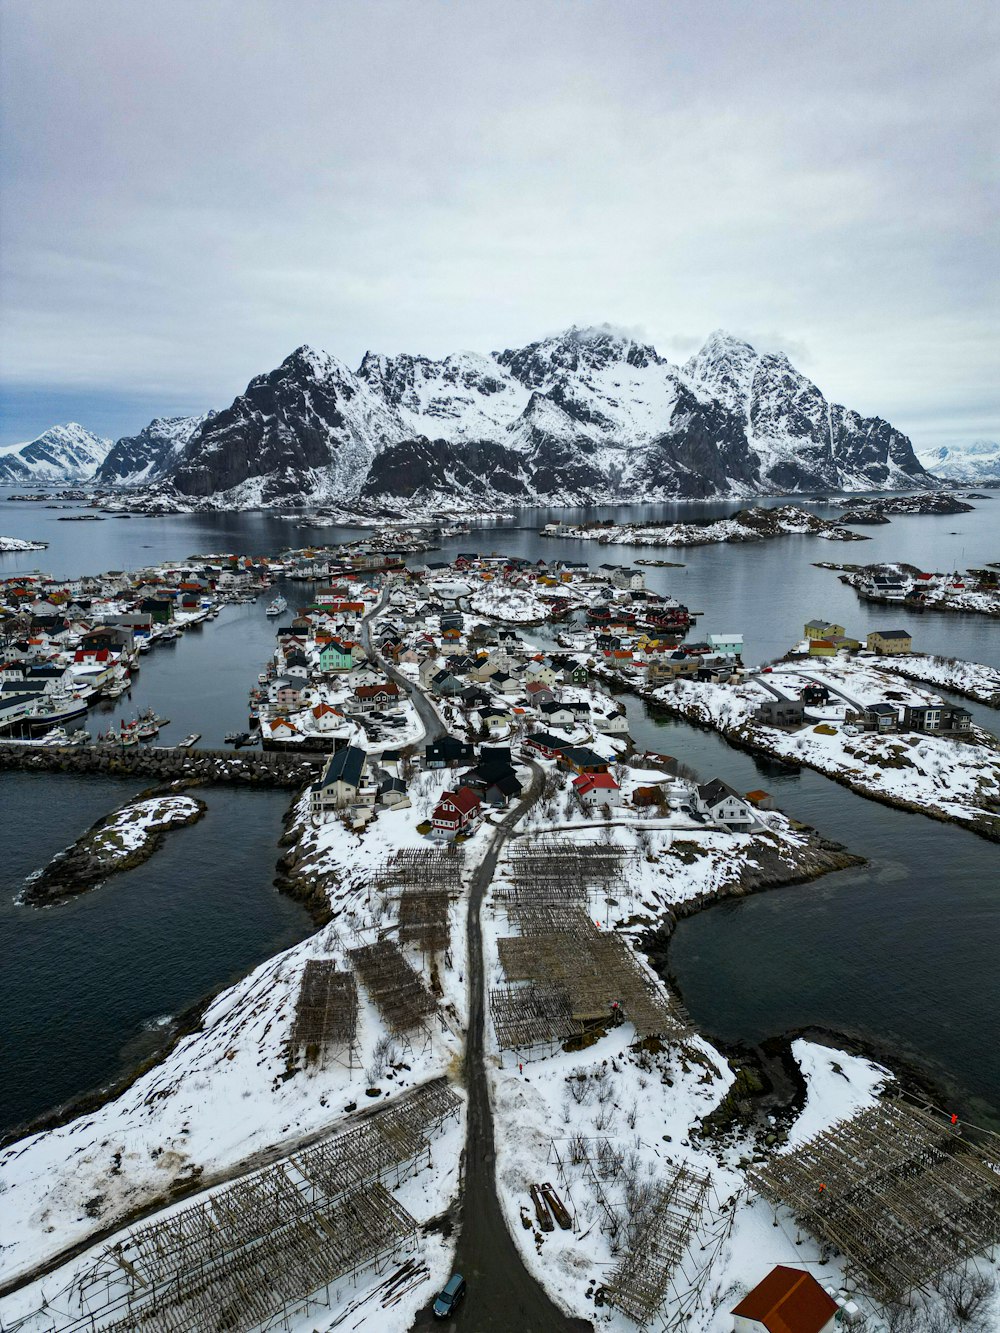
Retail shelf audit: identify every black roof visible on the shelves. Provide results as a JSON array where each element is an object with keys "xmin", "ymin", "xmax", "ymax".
[{"xmin": 316, "ymin": 745, "xmax": 367, "ymax": 790}]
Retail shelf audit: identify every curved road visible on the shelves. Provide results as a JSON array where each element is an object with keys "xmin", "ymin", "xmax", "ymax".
[{"xmin": 361, "ymin": 591, "xmax": 446, "ymax": 744}]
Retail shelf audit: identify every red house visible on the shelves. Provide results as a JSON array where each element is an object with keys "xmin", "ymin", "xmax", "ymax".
[
  {"xmin": 732, "ymin": 1267, "xmax": 837, "ymax": 1333},
  {"xmin": 432, "ymin": 787, "xmax": 481, "ymax": 834}
]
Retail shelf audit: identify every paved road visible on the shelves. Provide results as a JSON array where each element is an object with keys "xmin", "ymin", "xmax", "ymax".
[
  {"xmin": 411, "ymin": 759, "xmax": 594, "ymax": 1332},
  {"xmin": 361, "ymin": 591, "xmax": 446, "ymax": 744}
]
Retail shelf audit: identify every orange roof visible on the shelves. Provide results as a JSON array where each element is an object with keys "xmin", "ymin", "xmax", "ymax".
[{"xmin": 731, "ymin": 1266, "xmax": 837, "ymax": 1333}]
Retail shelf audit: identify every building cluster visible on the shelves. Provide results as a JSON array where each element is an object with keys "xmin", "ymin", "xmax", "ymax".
[
  {"xmin": 291, "ymin": 558, "xmax": 764, "ymax": 837},
  {"xmin": 0, "ymin": 555, "xmax": 278, "ymax": 736}
]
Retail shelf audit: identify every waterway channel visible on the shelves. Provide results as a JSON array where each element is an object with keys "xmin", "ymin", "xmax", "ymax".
[{"xmin": 2, "ymin": 493, "xmax": 998, "ymax": 1136}]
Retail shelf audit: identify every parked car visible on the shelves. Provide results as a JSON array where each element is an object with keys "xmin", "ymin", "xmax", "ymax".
[{"xmin": 433, "ymin": 1272, "xmax": 467, "ymax": 1318}]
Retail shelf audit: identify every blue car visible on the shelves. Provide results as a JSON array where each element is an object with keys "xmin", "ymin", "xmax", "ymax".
[{"xmin": 432, "ymin": 1273, "xmax": 466, "ymax": 1318}]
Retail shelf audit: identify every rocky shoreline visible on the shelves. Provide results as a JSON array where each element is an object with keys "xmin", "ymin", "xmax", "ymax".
[{"xmin": 23, "ymin": 789, "xmax": 207, "ymax": 904}]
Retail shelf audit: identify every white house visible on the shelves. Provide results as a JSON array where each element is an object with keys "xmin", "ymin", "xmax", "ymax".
[
  {"xmin": 696, "ymin": 778, "xmax": 756, "ymax": 830},
  {"xmin": 572, "ymin": 772, "xmax": 621, "ymax": 807},
  {"xmin": 310, "ymin": 745, "xmax": 374, "ymax": 817}
]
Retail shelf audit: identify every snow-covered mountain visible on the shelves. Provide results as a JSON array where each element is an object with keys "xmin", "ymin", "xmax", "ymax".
[
  {"xmin": 917, "ymin": 440, "xmax": 1000, "ymax": 484},
  {"xmin": 96, "ymin": 413, "xmax": 213, "ymax": 486},
  {"xmin": 16, "ymin": 327, "xmax": 933, "ymax": 507},
  {"xmin": 0, "ymin": 424, "xmax": 112, "ymax": 483},
  {"xmin": 683, "ymin": 332, "xmax": 924, "ymax": 491}
]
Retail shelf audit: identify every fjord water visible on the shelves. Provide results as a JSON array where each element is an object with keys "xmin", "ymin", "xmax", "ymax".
[
  {"xmin": 0, "ymin": 778, "xmax": 310, "ymax": 1136},
  {"xmin": 1, "ymin": 493, "xmax": 998, "ymax": 1132}
]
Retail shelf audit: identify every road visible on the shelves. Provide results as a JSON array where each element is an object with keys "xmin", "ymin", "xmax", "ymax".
[
  {"xmin": 366, "ymin": 588, "xmax": 591, "ymax": 1327},
  {"xmin": 361, "ymin": 589, "xmax": 447, "ymax": 744},
  {"xmin": 411, "ymin": 756, "xmax": 593, "ymax": 1332}
]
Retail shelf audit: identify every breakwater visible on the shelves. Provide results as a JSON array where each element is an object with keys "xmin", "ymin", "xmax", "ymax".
[{"xmin": 0, "ymin": 743, "xmax": 323, "ymax": 787}]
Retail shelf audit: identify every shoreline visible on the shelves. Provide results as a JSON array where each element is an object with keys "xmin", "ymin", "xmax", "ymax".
[
  {"xmin": 634, "ymin": 686, "xmax": 1000, "ymax": 844},
  {"xmin": 22, "ymin": 787, "xmax": 207, "ymax": 905}
]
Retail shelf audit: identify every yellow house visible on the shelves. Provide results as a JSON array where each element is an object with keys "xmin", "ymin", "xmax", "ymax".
[
  {"xmin": 804, "ymin": 619, "xmax": 845, "ymax": 641},
  {"xmin": 808, "ymin": 639, "xmax": 838, "ymax": 657},
  {"xmin": 867, "ymin": 629, "xmax": 912, "ymax": 654}
]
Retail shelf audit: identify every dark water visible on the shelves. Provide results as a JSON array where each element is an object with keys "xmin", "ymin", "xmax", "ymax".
[
  {"xmin": 94, "ymin": 593, "xmax": 317, "ymax": 747},
  {"xmin": 1, "ymin": 495, "xmax": 999, "ymax": 1130},
  {"xmin": 0, "ymin": 777, "xmax": 312, "ymax": 1136},
  {"xmin": 621, "ymin": 696, "xmax": 1000, "ymax": 1125}
]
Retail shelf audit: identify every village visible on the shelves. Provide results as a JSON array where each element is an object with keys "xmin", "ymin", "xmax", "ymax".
[{"xmin": 1, "ymin": 541, "xmax": 999, "ymax": 1333}]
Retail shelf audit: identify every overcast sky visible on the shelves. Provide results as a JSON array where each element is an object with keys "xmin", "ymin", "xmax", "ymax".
[{"xmin": 1, "ymin": 0, "xmax": 996, "ymax": 448}]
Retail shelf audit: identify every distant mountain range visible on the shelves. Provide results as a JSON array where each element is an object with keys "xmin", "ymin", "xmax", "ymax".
[
  {"xmin": 3, "ymin": 328, "xmax": 945, "ymax": 507},
  {"xmin": 917, "ymin": 440, "xmax": 1000, "ymax": 484},
  {"xmin": 0, "ymin": 423, "xmax": 111, "ymax": 483}
]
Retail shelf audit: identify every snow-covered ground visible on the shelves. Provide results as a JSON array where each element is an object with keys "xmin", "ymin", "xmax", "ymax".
[
  {"xmin": 868, "ymin": 653, "xmax": 1000, "ymax": 707},
  {"xmin": 0, "ymin": 534, "xmax": 48, "ymax": 551},
  {"xmin": 0, "ymin": 786, "xmax": 479, "ymax": 1306},
  {"xmin": 543, "ymin": 505, "xmax": 867, "ymax": 547},
  {"xmin": 480, "ymin": 816, "xmax": 898, "ymax": 1330},
  {"xmin": 657, "ymin": 666, "xmax": 1000, "ymax": 838}
]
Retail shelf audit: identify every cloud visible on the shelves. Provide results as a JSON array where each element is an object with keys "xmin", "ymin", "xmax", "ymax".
[{"xmin": 0, "ymin": 0, "xmax": 996, "ymax": 447}]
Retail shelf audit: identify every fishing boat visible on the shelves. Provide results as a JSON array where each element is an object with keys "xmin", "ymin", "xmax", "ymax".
[
  {"xmin": 26, "ymin": 693, "xmax": 89, "ymax": 732},
  {"xmin": 265, "ymin": 595, "xmax": 287, "ymax": 617},
  {"xmin": 119, "ymin": 720, "xmax": 139, "ymax": 747},
  {"xmin": 137, "ymin": 707, "xmax": 160, "ymax": 740}
]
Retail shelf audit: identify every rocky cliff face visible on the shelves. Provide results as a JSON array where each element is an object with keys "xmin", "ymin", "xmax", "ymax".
[
  {"xmin": 684, "ymin": 331, "xmax": 927, "ymax": 491},
  {"xmin": 0, "ymin": 424, "xmax": 112, "ymax": 483},
  {"xmin": 38, "ymin": 325, "xmax": 931, "ymax": 506},
  {"xmin": 97, "ymin": 414, "xmax": 211, "ymax": 486}
]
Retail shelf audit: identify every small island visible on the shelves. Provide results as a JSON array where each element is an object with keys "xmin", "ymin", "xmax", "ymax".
[
  {"xmin": 543, "ymin": 503, "xmax": 870, "ymax": 546},
  {"xmin": 24, "ymin": 792, "xmax": 206, "ymax": 904},
  {"xmin": 0, "ymin": 534, "xmax": 49, "ymax": 552},
  {"xmin": 835, "ymin": 491, "xmax": 975, "ymax": 519}
]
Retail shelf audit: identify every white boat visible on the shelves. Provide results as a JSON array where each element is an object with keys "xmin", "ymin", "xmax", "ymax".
[
  {"xmin": 27, "ymin": 694, "xmax": 89, "ymax": 730},
  {"xmin": 137, "ymin": 708, "xmax": 160, "ymax": 740},
  {"xmin": 265, "ymin": 595, "xmax": 287, "ymax": 617},
  {"xmin": 119, "ymin": 720, "xmax": 139, "ymax": 747},
  {"xmin": 176, "ymin": 733, "xmax": 200, "ymax": 749}
]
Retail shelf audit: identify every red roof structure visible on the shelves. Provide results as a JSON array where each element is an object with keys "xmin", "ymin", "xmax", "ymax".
[{"xmin": 731, "ymin": 1266, "xmax": 837, "ymax": 1333}]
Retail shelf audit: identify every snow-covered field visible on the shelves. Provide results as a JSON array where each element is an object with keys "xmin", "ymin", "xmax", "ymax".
[
  {"xmin": 0, "ymin": 786, "xmax": 478, "ymax": 1317},
  {"xmin": 480, "ymin": 819, "xmax": 895, "ymax": 1330},
  {"xmin": 868, "ymin": 653, "xmax": 1000, "ymax": 707},
  {"xmin": 658, "ymin": 667, "xmax": 1000, "ymax": 838}
]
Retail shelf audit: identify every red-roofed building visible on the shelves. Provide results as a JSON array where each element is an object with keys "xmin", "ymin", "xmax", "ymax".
[
  {"xmin": 731, "ymin": 1266, "xmax": 837, "ymax": 1333},
  {"xmin": 432, "ymin": 787, "xmax": 481, "ymax": 835},
  {"xmin": 572, "ymin": 771, "xmax": 621, "ymax": 807}
]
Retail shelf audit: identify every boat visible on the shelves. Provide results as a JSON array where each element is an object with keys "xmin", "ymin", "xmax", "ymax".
[
  {"xmin": 137, "ymin": 709, "xmax": 160, "ymax": 740},
  {"xmin": 27, "ymin": 694, "xmax": 89, "ymax": 731},
  {"xmin": 69, "ymin": 728, "xmax": 91, "ymax": 745},
  {"xmin": 226, "ymin": 731, "xmax": 257, "ymax": 747},
  {"xmin": 138, "ymin": 639, "xmax": 152, "ymax": 653},
  {"xmin": 119, "ymin": 720, "xmax": 139, "ymax": 747},
  {"xmin": 265, "ymin": 595, "xmax": 287, "ymax": 617},
  {"xmin": 176, "ymin": 733, "xmax": 201, "ymax": 749},
  {"xmin": 160, "ymin": 627, "xmax": 179, "ymax": 642}
]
